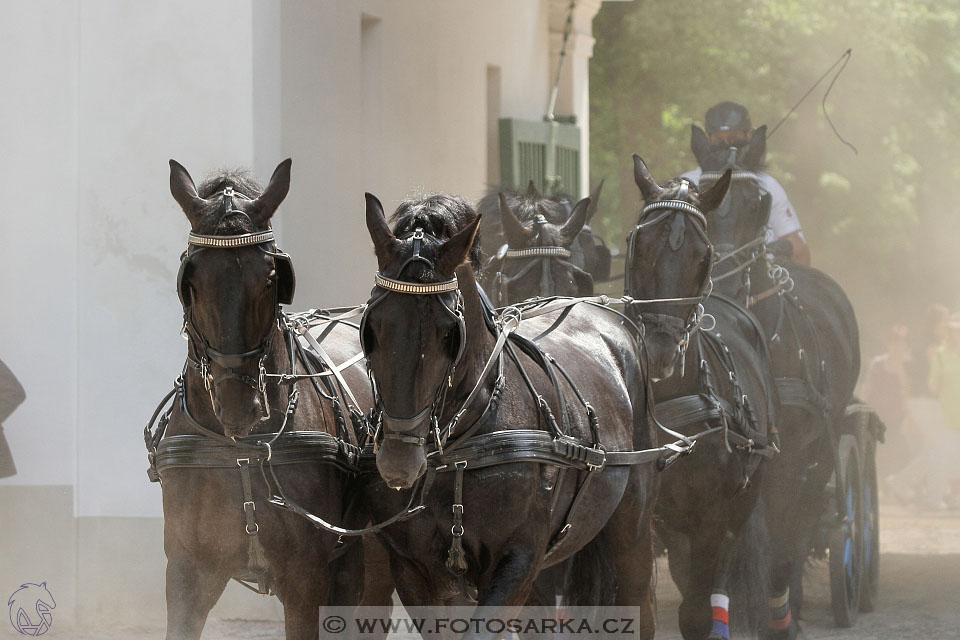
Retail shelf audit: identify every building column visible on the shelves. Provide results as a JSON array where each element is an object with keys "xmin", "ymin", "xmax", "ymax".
[{"xmin": 548, "ymin": 0, "xmax": 602, "ymax": 196}]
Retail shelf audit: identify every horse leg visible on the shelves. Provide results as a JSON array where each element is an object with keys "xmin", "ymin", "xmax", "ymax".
[
  {"xmin": 276, "ymin": 559, "xmax": 330, "ymax": 640},
  {"xmin": 475, "ymin": 545, "xmax": 540, "ymax": 609},
  {"xmin": 164, "ymin": 553, "xmax": 229, "ymax": 640},
  {"xmin": 359, "ymin": 533, "xmax": 396, "ymax": 607},
  {"xmin": 604, "ymin": 468, "xmax": 658, "ymax": 639},
  {"xmin": 327, "ymin": 538, "xmax": 366, "ymax": 607}
]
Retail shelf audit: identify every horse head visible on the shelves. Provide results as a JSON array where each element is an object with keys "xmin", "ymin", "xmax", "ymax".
[
  {"xmin": 478, "ymin": 182, "xmax": 604, "ymax": 304},
  {"xmin": 362, "ymin": 193, "xmax": 481, "ymax": 489},
  {"xmin": 625, "ymin": 155, "xmax": 730, "ymax": 380},
  {"xmin": 691, "ymin": 125, "xmax": 772, "ymax": 297},
  {"xmin": 170, "ymin": 159, "xmax": 295, "ymax": 437}
]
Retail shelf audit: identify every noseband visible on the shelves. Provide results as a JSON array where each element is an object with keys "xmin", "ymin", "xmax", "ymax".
[
  {"xmin": 487, "ymin": 215, "xmax": 580, "ymax": 305},
  {"xmin": 624, "ymin": 185, "xmax": 716, "ymax": 371},
  {"xmin": 360, "ymin": 228, "xmax": 466, "ymax": 449},
  {"xmin": 179, "ymin": 187, "xmax": 296, "ymax": 421}
]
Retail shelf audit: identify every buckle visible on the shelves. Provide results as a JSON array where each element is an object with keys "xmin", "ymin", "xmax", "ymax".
[{"xmin": 587, "ymin": 446, "xmax": 607, "ymax": 472}]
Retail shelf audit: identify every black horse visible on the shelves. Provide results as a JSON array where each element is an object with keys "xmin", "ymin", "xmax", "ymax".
[
  {"xmin": 690, "ymin": 126, "xmax": 861, "ymax": 639},
  {"xmin": 480, "ymin": 190, "xmax": 595, "ymax": 304},
  {"xmin": 150, "ymin": 160, "xmax": 379, "ymax": 639},
  {"xmin": 478, "ymin": 181, "xmax": 610, "ymax": 293},
  {"xmin": 628, "ymin": 156, "xmax": 776, "ymax": 640},
  {"xmin": 360, "ymin": 192, "xmax": 660, "ymax": 634}
]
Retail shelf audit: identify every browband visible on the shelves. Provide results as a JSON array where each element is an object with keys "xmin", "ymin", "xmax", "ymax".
[
  {"xmin": 640, "ymin": 200, "xmax": 707, "ymax": 227},
  {"xmin": 699, "ymin": 170, "xmax": 758, "ymax": 183},
  {"xmin": 374, "ymin": 272, "xmax": 459, "ymax": 295},
  {"xmin": 504, "ymin": 246, "xmax": 571, "ymax": 259},
  {"xmin": 188, "ymin": 230, "xmax": 276, "ymax": 248}
]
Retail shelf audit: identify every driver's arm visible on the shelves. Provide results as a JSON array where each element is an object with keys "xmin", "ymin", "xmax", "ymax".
[{"xmin": 783, "ymin": 231, "xmax": 810, "ymax": 265}]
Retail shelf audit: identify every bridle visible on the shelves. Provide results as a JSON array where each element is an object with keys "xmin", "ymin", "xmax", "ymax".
[
  {"xmin": 624, "ymin": 181, "xmax": 716, "ymax": 370},
  {"xmin": 485, "ymin": 214, "xmax": 585, "ymax": 305},
  {"xmin": 360, "ymin": 228, "xmax": 467, "ymax": 449},
  {"xmin": 178, "ymin": 187, "xmax": 296, "ymax": 421}
]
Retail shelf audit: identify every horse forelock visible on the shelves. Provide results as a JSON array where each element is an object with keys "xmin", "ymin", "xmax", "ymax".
[
  {"xmin": 191, "ymin": 169, "xmax": 264, "ymax": 235},
  {"xmin": 390, "ymin": 194, "xmax": 481, "ymax": 270}
]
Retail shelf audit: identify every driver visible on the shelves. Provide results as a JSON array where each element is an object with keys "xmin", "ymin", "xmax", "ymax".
[{"xmin": 681, "ymin": 102, "xmax": 811, "ymax": 266}]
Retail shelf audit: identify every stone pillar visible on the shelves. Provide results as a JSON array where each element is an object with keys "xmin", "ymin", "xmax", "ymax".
[{"xmin": 548, "ymin": 0, "xmax": 602, "ymax": 196}]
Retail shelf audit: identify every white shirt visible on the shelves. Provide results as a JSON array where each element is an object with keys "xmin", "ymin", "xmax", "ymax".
[{"xmin": 680, "ymin": 167, "xmax": 804, "ymax": 243}]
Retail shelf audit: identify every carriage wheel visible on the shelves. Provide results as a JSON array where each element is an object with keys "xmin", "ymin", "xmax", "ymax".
[
  {"xmin": 858, "ymin": 426, "xmax": 880, "ymax": 612},
  {"xmin": 829, "ymin": 435, "xmax": 863, "ymax": 627}
]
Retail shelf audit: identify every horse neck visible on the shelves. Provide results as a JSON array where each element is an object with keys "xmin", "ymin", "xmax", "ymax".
[
  {"xmin": 440, "ymin": 265, "xmax": 498, "ymax": 421},
  {"xmin": 181, "ymin": 321, "xmax": 296, "ymax": 436}
]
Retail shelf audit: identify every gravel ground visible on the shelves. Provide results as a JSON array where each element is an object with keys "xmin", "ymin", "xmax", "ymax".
[{"xmin": 34, "ymin": 503, "xmax": 960, "ymax": 639}]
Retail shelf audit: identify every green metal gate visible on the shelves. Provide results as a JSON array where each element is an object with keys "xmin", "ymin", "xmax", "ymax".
[{"xmin": 498, "ymin": 118, "xmax": 581, "ymax": 198}]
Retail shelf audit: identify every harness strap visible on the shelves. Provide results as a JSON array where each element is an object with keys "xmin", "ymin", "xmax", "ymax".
[
  {"xmin": 542, "ymin": 466, "xmax": 598, "ymax": 567},
  {"xmin": 300, "ymin": 326, "xmax": 364, "ymax": 414},
  {"xmin": 237, "ymin": 458, "xmax": 270, "ymax": 595},
  {"xmin": 445, "ymin": 461, "xmax": 469, "ymax": 578},
  {"xmin": 361, "ymin": 430, "xmax": 683, "ymax": 473},
  {"xmin": 153, "ymin": 432, "xmax": 360, "ymax": 475},
  {"xmin": 436, "ymin": 313, "xmax": 518, "ymax": 447}
]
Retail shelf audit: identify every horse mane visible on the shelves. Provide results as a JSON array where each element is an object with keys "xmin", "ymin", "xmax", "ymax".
[
  {"xmin": 193, "ymin": 169, "xmax": 263, "ymax": 235},
  {"xmin": 390, "ymin": 194, "xmax": 482, "ymax": 270}
]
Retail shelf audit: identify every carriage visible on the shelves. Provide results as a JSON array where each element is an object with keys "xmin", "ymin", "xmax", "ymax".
[{"xmin": 818, "ymin": 400, "xmax": 884, "ymax": 627}]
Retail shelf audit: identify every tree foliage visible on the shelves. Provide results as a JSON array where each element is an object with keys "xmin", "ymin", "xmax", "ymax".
[{"xmin": 590, "ymin": 0, "xmax": 960, "ymax": 350}]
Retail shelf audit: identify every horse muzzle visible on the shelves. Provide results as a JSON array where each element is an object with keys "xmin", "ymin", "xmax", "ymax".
[{"xmin": 376, "ymin": 408, "xmax": 432, "ymax": 489}]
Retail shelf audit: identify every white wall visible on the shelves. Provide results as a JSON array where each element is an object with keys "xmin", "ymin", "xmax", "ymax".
[
  {"xmin": 279, "ymin": 0, "xmax": 560, "ymax": 306},
  {"xmin": 73, "ymin": 0, "xmax": 259, "ymax": 518},
  {"xmin": 0, "ymin": 0, "xmax": 79, "ymax": 488}
]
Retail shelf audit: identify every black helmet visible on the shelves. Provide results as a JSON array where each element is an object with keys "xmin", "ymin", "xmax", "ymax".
[{"xmin": 705, "ymin": 102, "xmax": 751, "ymax": 134}]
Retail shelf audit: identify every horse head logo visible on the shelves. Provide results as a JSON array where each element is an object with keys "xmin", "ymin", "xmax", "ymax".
[{"xmin": 8, "ymin": 582, "xmax": 55, "ymax": 636}]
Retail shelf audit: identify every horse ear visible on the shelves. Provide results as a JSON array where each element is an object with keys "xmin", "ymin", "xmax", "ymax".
[
  {"xmin": 742, "ymin": 125, "xmax": 767, "ymax": 170},
  {"xmin": 633, "ymin": 155, "xmax": 665, "ymax": 202},
  {"xmin": 691, "ymin": 125, "xmax": 711, "ymax": 166},
  {"xmin": 572, "ymin": 265, "xmax": 594, "ymax": 297},
  {"xmin": 251, "ymin": 158, "xmax": 292, "ymax": 226},
  {"xmin": 585, "ymin": 180, "xmax": 604, "ymax": 223},
  {"xmin": 525, "ymin": 180, "xmax": 540, "ymax": 199},
  {"xmin": 499, "ymin": 192, "xmax": 534, "ymax": 246},
  {"xmin": 559, "ymin": 197, "xmax": 591, "ymax": 246},
  {"xmin": 169, "ymin": 159, "xmax": 206, "ymax": 226},
  {"xmin": 699, "ymin": 168, "xmax": 732, "ymax": 213},
  {"xmin": 437, "ymin": 215, "xmax": 482, "ymax": 277},
  {"xmin": 365, "ymin": 192, "xmax": 399, "ymax": 270}
]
